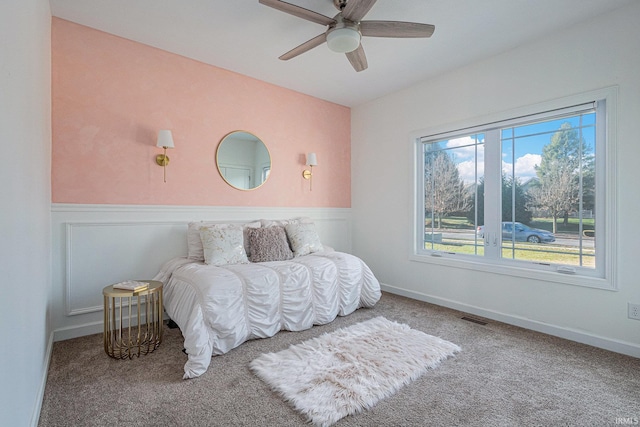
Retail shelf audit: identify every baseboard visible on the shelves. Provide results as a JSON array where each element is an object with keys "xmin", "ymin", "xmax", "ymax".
[
  {"xmin": 53, "ymin": 312, "xmax": 173, "ymax": 342},
  {"xmin": 31, "ymin": 332, "xmax": 54, "ymax": 427},
  {"xmin": 53, "ymin": 321, "xmax": 103, "ymax": 341},
  {"xmin": 381, "ymin": 283, "xmax": 640, "ymax": 359}
]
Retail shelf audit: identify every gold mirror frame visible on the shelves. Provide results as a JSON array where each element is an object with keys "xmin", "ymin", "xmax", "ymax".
[{"xmin": 216, "ymin": 131, "xmax": 271, "ymax": 191}]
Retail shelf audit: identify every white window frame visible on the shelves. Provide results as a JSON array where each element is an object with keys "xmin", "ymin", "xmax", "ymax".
[{"xmin": 411, "ymin": 87, "xmax": 618, "ymax": 290}]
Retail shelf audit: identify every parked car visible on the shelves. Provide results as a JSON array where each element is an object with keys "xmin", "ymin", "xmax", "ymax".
[{"xmin": 477, "ymin": 222, "xmax": 555, "ymax": 244}]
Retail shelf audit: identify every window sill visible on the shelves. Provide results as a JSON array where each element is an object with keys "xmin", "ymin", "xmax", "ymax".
[{"xmin": 409, "ymin": 252, "xmax": 615, "ymax": 291}]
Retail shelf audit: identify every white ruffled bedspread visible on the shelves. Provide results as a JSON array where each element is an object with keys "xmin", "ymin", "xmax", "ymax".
[{"xmin": 153, "ymin": 251, "xmax": 381, "ymax": 379}]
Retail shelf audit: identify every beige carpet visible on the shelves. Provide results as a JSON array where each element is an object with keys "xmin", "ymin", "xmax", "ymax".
[{"xmin": 39, "ymin": 292, "xmax": 640, "ymax": 426}]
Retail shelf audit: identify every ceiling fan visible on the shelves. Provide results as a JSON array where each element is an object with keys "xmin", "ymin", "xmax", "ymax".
[{"xmin": 259, "ymin": 0, "xmax": 435, "ymax": 72}]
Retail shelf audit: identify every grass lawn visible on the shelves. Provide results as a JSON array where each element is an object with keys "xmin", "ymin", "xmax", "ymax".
[
  {"xmin": 425, "ymin": 217, "xmax": 475, "ymax": 230},
  {"xmin": 530, "ymin": 217, "xmax": 595, "ymax": 234},
  {"xmin": 426, "ymin": 239, "xmax": 595, "ymax": 268},
  {"xmin": 425, "ymin": 215, "xmax": 596, "ymax": 267}
]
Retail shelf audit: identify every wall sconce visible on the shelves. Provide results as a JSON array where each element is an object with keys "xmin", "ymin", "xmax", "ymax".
[
  {"xmin": 155, "ymin": 130, "xmax": 174, "ymax": 183},
  {"xmin": 302, "ymin": 152, "xmax": 317, "ymax": 191}
]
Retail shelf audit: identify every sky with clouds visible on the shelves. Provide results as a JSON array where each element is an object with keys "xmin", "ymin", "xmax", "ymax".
[
  {"xmin": 432, "ymin": 113, "xmax": 596, "ymax": 186},
  {"xmin": 445, "ymin": 136, "xmax": 542, "ymax": 185}
]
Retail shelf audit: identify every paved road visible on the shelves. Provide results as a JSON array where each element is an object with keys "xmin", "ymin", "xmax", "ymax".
[{"xmin": 438, "ymin": 231, "xmax": 594, "ymax": 248}]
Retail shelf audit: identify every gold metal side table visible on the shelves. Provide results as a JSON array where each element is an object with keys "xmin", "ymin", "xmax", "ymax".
[{"xmin": 103, "ymin": 280, "xmax": 163, "ymax": 359}]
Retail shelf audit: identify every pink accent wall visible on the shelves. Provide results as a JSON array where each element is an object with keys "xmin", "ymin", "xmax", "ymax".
[{"xmin": 52, "ymin": 18, "xmax": 350, "ymax": 207}]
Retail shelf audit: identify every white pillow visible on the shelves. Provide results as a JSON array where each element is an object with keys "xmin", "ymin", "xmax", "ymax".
[
  {"xmin": 260, "ymin": 217, "xmax": 313, "ymax": 228},
  {"xmin": 285, "ymin": 222, "xmax": 324, "ymax": 257},
  {"xmin": 199, "ymin": 225, "xmax": 249, "ymax": 266},
  {"xmin": 187, "ymin": 221, "xmax": 259, "ymax": 260}
]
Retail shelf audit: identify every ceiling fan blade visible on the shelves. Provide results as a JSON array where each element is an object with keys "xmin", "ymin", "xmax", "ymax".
[
  {"xmin": 279, "ymin": 33, "xmax": 327, "ymax": 60},
  {"xmin": 342, "ymin": 0, "xmax": 377, "ymax": 22},
  {"xmin": 259, "ymin": 0, "xmax": 335, "ymax": 26},
  {"xmin": 346, "ymin": 44, "xmax": 368, "ymax": 72},
  {"xmin": 360, "ymin": 20, "xmax": 435, "ymax": 38}
]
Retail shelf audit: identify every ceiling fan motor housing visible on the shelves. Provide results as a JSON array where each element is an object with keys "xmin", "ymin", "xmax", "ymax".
[{"xmin": 333, "ymin": 0, "xmax": 348, "ymax": 11}]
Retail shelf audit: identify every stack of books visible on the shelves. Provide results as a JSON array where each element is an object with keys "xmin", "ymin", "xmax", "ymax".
[{"xmin": 113, "ymin": 280, "xmax": 149, "ymax": 292}]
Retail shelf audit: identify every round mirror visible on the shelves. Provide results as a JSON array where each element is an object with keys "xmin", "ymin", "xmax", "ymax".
[{"xmin": 216, "ymin": 131, "xmax": 271, "ymax": 190}]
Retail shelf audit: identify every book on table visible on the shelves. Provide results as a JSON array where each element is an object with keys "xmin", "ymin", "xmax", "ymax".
[{"xmin": 113, "ymin": 280, "xmax": 149, "ymax": 292}]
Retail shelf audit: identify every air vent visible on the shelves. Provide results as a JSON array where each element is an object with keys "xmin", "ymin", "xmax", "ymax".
[{"xmin": 461, "ymin": 316, "xmax": 488, "ymax": 325}]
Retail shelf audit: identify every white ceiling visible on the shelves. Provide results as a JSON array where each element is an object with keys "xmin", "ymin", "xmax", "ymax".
[{"xmin": 50, "ymin": 0, "xmax": 633, "ymax": 107}]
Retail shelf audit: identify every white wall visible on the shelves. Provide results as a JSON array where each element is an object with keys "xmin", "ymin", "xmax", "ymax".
[
  {"xmin": 51, "ymin": 204, "xmax": 352, "ymax": 340},
  {"xmin": 0, "ymin": 0, "xmax": 52, "ymax": 426},
  {"xmin": 351, "ymin": 2, "xmax": 640, "ymax": 356}
]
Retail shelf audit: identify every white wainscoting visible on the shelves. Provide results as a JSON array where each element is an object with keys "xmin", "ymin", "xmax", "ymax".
[{"xmin": 51, "ymin": 204, "xmax": 352, "ymax": 341}]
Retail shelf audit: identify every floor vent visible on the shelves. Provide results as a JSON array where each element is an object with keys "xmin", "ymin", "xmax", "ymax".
[{"xmin": 461, "ymin": 316, "xmax": 488, "ymax": 325}]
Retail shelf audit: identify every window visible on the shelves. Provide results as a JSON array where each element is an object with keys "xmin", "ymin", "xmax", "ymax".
[{"xmin": 414, "ymin": 88, "xmax": 617, "ymax": 289}]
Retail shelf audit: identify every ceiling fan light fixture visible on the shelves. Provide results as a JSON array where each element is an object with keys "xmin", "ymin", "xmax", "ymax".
[
  {"xmin": 326, "ymin": 27, "xmax": 361, "ymax": 53},
  {"xmin": 259, "ymin": 0, "xmax": 435, "ymax": 72}
]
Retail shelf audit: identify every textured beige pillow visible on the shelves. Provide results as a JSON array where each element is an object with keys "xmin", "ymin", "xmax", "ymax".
[
  {"xmin": 199, "ymin": 225, "xmax": 249, "ymax": 266},
  {"xmin": 247, "ymin": 226, "xmax": 294, "ymax": 263},
  {"xmin": 285, "ymin": 222, "xmax": 324, "ymax": 257},
  {"xmin": 260, "ymin": 217, "xmax": 313, "ymax": 228},
  {"xmin": 187, "ymin": 221, "xmax": 259, "ymax": 260}
]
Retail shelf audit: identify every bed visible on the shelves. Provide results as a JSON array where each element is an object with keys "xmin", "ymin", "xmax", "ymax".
[{"xmin": 153, "ymin": 218, "xmax": 381, "ymax": 378}]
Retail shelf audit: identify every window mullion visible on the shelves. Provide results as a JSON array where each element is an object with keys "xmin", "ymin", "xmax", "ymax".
[{"xmin": 483, "ymin": 129, "xmax": 502, "ymax": 258}]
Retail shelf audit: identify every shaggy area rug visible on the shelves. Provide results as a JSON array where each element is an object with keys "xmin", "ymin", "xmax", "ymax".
[{"xmin": 249, "ymin": 316, "xmax": 461, "ymax": 426}]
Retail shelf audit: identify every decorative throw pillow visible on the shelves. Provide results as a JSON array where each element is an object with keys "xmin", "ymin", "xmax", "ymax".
[
  {"xmin": 187, "ymin": 221, "xmax": 259, "ymax": 260},
  {"xmin": 247, "ymin": 226, "xmax": 294, "ymax": 263},
  {"xmin": 199, "ymin": 225, "xmax": 249, "ymax": 266},
  {"xmin": 285, "ymin": 222, "xmax": 324, "ymax": 257},
  {"xmin": 260, "ymin": 216, "xmax": 313, "ymax": 228}
]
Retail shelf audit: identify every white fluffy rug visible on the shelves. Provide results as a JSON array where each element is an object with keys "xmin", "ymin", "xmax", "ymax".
[{"xmin": 249, "ymin": 316, "xmax": 461, "ymax": 426}]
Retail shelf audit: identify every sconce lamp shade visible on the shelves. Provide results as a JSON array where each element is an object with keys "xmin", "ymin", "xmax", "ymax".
[
  {"xmin": 157, "ymin": 130, "xmax": 174, "ymax": 149},
  {"xmin": 303, "ymin": 152, "xmax": 317, "ymax": 191},
  {"xmin": 156, "ymin": 130, "xmax": 174, "ymax": 183},
  {"xmin": 306, "ymin": 152, "xmax": 318, "ymax": 167}
]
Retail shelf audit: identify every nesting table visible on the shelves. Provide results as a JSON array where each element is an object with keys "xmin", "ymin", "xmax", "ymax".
[{"xmin": 102, "ymin": 280, "xmax": 163, "ymax": 359}]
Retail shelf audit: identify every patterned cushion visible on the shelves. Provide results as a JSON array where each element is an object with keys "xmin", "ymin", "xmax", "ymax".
[
  {"xmin": 200, "ymin": 225, "xmax": 249, "ymax": 266},
  {"xmin": 187, "ymin": 221, "xmax": 259, "ymax": 260},
  {"xmin": 260, "ymin": 217, "xmax": 313, "ymax": 228},
  {"xmin": 247, "ymin": 226, "xmax": 294, "ymax": 263},
  {"xmin": 285, "ymin": 222, "xmax": 324, "ymax": 257}
]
